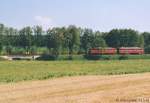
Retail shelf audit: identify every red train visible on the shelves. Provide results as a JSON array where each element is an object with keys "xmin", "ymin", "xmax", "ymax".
[
  {"xmin": 89, "ymin": 48, "xmax": 117, "ymax": 55},
  {"xmin": 119, "ymin": 47, "xmax": 144, "ymax": 55},
  {"xmin": 89, "ymin": 47, "xmax": 144, "ymax": 55}
]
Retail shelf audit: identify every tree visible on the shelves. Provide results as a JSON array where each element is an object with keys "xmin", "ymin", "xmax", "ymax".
[
  {"xmin": 145, "ymin": 45, "xmax": 150, "ymax": 54},
  {"xmin": 45, "ymin": 30, "xmax": 52, "ymax": 53},
  {"xmin": 0, "ymin": 24, "xmax": 5, "ymax": 54},
  {"xmin": 0, "ymin": 23, "xmax": 147, "ymax": 56},
  {"xmin": 0, "ymin": 43, "xmax": 2, "ymax": 54},
  {"xmin": 142, "ymin": 32, "xmax": 150, "ymax": 54},
  {"xmin": 142, "ymin": 32, "xmax": 150, "ymax": 47},
  {"xmin": 3, "ymin": 27, "xmax": 18, "ymax": 46},
  {"xmin": 64, "ymin": 25, "xmax": 80, "ymax": 58},
  {"xmin": 105, "ymin": 29, "xmax": 140, "ymax": 48},
  {"xmin": 46, "ymin": 28, "xmax": 64, "ymax": 56},
  {"xmin": 18, "ymin": 27, "xmax": 33, "ymax": 54},
  {"xmin": 0, "ymin": 24, "xmax": 5, "ymax": 47},
  {"xmin": 92, "ymin": 31, "xmax": 107, "ymax": 48},
  {"xmin": 0, "ymin": 24, "xmax": 5, "ymax": 36},
  {"xmin": 81, "ymin": 29, "xmax": 94, "ymax": 54},
  {"xmin": 5, "ymin": 45, "xmax": 12, "ymax": 55},
  {"xmin": 138, "ymin": 35, "xmax": 144, "ymax": 48},
  {"xmin": 33, "ymin": 26, "xmax": 44, "ymax": 47}
]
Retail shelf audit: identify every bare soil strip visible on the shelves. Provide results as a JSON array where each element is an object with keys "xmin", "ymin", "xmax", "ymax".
[{"xmin": 0, "ymin": 73, "xmax": 150, "ymax": 103}]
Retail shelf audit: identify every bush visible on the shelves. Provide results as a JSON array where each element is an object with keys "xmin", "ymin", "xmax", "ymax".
[
  {"xmin": 57, "ymin": 55, "xmax": 85, "ymax": 61},
  {"xmin": 12, "ymin": 47, "xmax": 25, "ymax": 55},
  {"xmin": 101, "ymin": 55, "xmax": 111, "ymax": 60},
  {"xmin": 127, "ymin": 55, "xmax": 150, "ymax": 60},
  {"xmin": 145, "ymin": 45, "xmax": 150, "ymax": 54},
  {"xmin": 84, "ymin": 54, "xmax": 120, "ymax": 60},
  {"xmin": 5, "ymin": 46, "xmax": 13, "ymax": 55},
  {"xmin": 12, "ymin": 58, "xmax": 31, "ymax": 61},
  {"xmin": 119, "ymin": 55, "xmax": 129, "ymax": 60},
  {"xmin": 84, "ymin": 54, "xmax": 101, "ymax": 60},
  {"xmin": 36, "ymin": 47, "xmax": 49, "ymax": 55},
  {"xmin": 67, "ymin": 55, "xmax": 73, "ymax": 60},
  {"xmin": 36, "ymin": 54, "xmax": 58, "ymax": 61},
  {"xmin": 12, "ymin": 58, "xmax": 21, "ymax": 60},
  {"xmin": 30, "ymin": 46, "xmax": 37, "ymax": 55},
  {"xmin": 0, "ymin": 43, "xmax": 2, "ymax": 54}
]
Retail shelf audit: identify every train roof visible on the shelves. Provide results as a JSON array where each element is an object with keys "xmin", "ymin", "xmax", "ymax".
[
  {"xmin": 120, "ymin": 47, "xmax": 143, "ymax": 49},
  {"xmin": 91, "ymin": 47, "xmax": 116, "ymax": 49}
]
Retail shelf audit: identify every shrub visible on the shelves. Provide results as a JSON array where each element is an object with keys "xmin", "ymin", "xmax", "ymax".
[
  {"xmin": 36, "ymin": 54, "xmax": 58, "ymax": 61},
  {"xmin": 67, "ymin": 55, "xmax": 73, "ymax": 60},
  {"xmin": 36, "ymin": 47, "xmax": 49, "ymax": 55},
  {"xmin": 0, "ymin": 43, "xmax": 2, "ymax": 54},
  {"xmin": 119, "ymin": 55, "xmax": 129, "ymax": 60},
  {"xmin": 5, "ymin": 46, "xmax": 13, "ymax": 55},
  {"xmin": 84, "ymin": 54, "xmax": 101, "ymax": 60},
  {"xmin": 101, "ymin": 55, "xmax": 111, "ymax": 60},
  {"xmin": 12, "ymin": 58, "xmax": 31, "ymax": 61},
  {"xmin": 12, "ymin": 58, "xmax": 21, "ymax": 60},
  {"xmin": 30, "ymin": 46, "xmax": 37, "ymax": 55},
  {"xmin": 12, "ymin": 47, "xmax": 25, "ymax": 55},
  {"xmin": 145, "ymin": 45, "xmax": 150, "ymax": 54}
]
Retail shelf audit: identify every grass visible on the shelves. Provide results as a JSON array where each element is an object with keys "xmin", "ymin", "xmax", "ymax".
[
  {"xmin": 0, "ymin": 60, "xmax": 150, "ymax": 83},
  {"xmin": 44, "ymin": 54, "xmax": 150, "ymax": 60}
]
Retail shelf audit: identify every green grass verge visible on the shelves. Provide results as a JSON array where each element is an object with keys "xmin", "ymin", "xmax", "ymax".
[
  {"xmin": 0, "ymin": 60, "xmax": 150, "ymax": 83},
  {"xmin": 37, "ymin": 54, "xmax": 150, "ymax": 61}
]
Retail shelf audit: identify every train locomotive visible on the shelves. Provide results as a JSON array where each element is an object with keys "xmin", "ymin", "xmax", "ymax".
[{"xmin": 89, "ymin": 47, "xmax": 144, "ymax": 55}]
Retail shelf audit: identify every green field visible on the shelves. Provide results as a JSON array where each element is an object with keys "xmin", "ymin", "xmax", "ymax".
[{"xmin": 0, "ymin": 60, "xmax": 150, "ymax": 83}]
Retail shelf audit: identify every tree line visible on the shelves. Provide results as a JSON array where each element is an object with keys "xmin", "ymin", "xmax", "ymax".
[{"xmin": 0, "ymin": 23, "xmax": 150, "ymax": 57}]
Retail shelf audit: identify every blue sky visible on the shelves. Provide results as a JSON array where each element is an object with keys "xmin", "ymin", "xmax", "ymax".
[{"xmin": 0, "ymin": 0, "xmax": 150, "ymax": 32}]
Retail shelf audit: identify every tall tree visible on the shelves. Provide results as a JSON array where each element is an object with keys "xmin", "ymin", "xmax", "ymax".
[
  {"xmin": 3, "ymin": 27, "xmax": 18, "ymax": 46},
  {"xmin": 0, "ymin": 42, "xmax": 2, "ymax": 54},
  {"xmin": 92, "ymin": 31, "xmax": 107, "ymax": 48},
  {"xmin": 19, "ymin": 27, "xmax": 33, "ymax": 54},
  {"xmin": 142, "ymin": 32, "xmax": 150, "ymax": 53},
  {"xmin": 138, "ymin": 35, "xmax": 144, "ymax": 48},
  {"xmin": 0, "ymin": 24, "xmax": 5, "ymax": 46},
  {"xmin": 64, "ymin": 25, "xmax": 80, "ymax": 57},
  {"xmin": 105, "ymin": 29, "xmax": 140, "ymax": 48},
  {"xmin": 0, "ymin": 24, "xmax": 5, "ymax": 36},
  {"xmin": 81, "ymin": 29, "xmax": 94, "ymax": 54},
  {"xmin": 33, "ymin": 26, "xmax": 44, "ymax": 47},
  {"xmin": 142, "ymin": 32, "xmax": 150, "ymax": 47},
  {"xmin": 46, "ymin": 28, "xmax": 64, "ymax": 56}
]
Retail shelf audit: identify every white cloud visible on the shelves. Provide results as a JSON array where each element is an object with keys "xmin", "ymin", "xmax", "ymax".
[{"xmin": 34, "ymin": 16, "xmax": 53, "ymax": 29}]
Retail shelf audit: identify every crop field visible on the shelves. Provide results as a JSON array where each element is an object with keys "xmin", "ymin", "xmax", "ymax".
[
  {"xmin": 0, "ymin": 60, "xmax": 150, "ymax": 103},
  {"xmin": 1, "ymin": 73, "xmax": 150, "ymax": 103},
  {"xmin": 0, "ymin": 60, "xmax": 150, "ymax": 83}
]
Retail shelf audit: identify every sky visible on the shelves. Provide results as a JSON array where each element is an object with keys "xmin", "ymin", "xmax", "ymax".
[{"xmin": 0, "ymin": 0, "xmax": 150, "ymax": 32}]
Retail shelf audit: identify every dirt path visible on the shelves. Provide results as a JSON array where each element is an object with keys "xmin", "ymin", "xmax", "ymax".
[{"xmin": 0, "ymin": 73, "xmax": 150, "ymax": 103}]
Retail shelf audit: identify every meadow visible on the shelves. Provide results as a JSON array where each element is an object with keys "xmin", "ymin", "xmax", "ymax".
[{"xmin": 0, "ymin": 60, "xmax": 150, "ymax": 83}]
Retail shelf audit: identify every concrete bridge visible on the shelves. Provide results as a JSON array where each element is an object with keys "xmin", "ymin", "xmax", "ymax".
[{"xmin": 0, "ymin": 55, "xmax": 40, "ymax": 60}]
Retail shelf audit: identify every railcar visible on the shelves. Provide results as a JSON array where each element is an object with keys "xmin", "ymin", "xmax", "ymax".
[
  {"xmin": 119, "ymin": 47, "xmax": 144, "ymax": 55},
  {"xmin": 89, "ymin": 47, "xmax": 144, "ymax": 55},
  {"xmin": 89, "ymin": 47, "xmax": 117, "ymax": 55}
]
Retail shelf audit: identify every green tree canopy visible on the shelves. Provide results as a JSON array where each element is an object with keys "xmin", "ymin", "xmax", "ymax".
[
  {"xmin": 18, "ymin": 26, "xmax": 33, "ymax": 54},
  {"xmin": 81, "ymin": 29, "xmax": 94, "ymax": 54},
  {"xmin": 92, "ymin": 31, "xmax": 107, "ymax": 48},
  {"xmin": 105, "ymin": 29, "xmax": 140, "ymax": 48},
  {"xmin": 46, "ymin": 28, "xmax": 64, "ymax": 56},
  {"xmin": 64, "ymin": 25, "xmax": 80, "ymax": 56}
]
